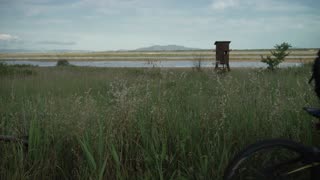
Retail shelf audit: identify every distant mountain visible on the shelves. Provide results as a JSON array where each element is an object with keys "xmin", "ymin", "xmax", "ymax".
[
  {"xmin": 0, "ymin": 49, "xmax": 38, "ymax": 53},
  {"xmin": 0, "ymin": 49, "xmax": 91, "ymax": 53},
  {"xmin": 134, "ymin": 45, "xmax": 201, "ymax": 51}
]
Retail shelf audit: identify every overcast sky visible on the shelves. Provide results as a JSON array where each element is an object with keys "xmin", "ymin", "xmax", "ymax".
[{"xmin": 0, "ymin": 0, "xmax": 319, "ymax": 51}]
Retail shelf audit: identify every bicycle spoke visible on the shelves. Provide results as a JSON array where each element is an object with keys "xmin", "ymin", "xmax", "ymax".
[{"xmin": 283, "ymin": 162, "xmax": 320, "ymax": 176}]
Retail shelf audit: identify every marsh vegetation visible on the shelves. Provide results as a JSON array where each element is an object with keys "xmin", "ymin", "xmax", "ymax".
[
  {"xmin": 0, "ymin": 49, "xmax": 317, "ymax": 62},
  {"xmin": 0, "ymin": 64, "xmax": 319, "ymax": 179}
]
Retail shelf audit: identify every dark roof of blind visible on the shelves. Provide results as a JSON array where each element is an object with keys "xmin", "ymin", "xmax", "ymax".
[{"xmin": 214, "ymin": 41, "xmax": 231, "ymax": 45}]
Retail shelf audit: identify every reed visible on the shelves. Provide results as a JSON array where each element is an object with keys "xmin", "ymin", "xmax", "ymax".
[{"xmin": 0, "ymin": 65, "xmax": 318, "ymax": 179}]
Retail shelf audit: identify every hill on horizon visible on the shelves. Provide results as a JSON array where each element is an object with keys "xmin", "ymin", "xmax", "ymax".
[
  {"xmin": 0, "ymin": 49, "xmax": 90, "ymax": 53},
  {"xmin": 134, "ymin": 45, "xmax": 202, "ymax": 51}
]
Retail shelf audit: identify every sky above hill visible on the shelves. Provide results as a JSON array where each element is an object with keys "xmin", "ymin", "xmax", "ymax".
[{"xmin": 0, "ymin": 0, "xmax": 319, "ymax": 51}]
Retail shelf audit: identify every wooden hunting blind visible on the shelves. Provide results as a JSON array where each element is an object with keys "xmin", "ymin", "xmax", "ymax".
[{"xmin": 215, "ymin": 41, "xmax": 231, "ymax": 71}]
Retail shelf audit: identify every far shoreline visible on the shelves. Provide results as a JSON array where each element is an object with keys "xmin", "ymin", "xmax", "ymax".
[{"xmin": 0, "ymin": 59, "xmax": 313, "ymax": 63}]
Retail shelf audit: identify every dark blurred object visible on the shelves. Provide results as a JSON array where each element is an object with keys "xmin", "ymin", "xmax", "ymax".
[{"xmin": 309, "ymin": 50, "xmax": 320, "ymax": 99}]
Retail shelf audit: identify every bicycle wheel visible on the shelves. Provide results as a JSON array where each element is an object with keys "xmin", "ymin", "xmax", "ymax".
[{"xmin": 224, "ymin": 139, "xmax": 318, "ymax": 180}]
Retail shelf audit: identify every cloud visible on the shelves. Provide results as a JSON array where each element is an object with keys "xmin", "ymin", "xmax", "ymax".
[
  {"xmin": 210, "ymin": 0, "xmax": 310, "ymax": 12},
  {"xmin": 71, "ymin": 0, "xmax": 161, "ymax": 15},
  {"xmin": 75, "ymin": 0, "xmax": 145, "ymax": 7},
  {"xmin": 36, "ymin": 41, "xmax": 76, "ymax": 45},
  {"xmin": 33, "ymin": 19, "xmax": 71, "ymax": 25},
  {"xmin": 211, "ymin": 0, "xmax": 238, "ymax": 10},
  {"xmin": 0, "ymin": 0, "xmax": 79, "ymax": 17},
  {"xmin": 0, "ymin": 33, "xmax": 19, "ymax": 41},
  {"xmin": 251, "ymin": 0, "xmax": 310, "ymax": 12}
]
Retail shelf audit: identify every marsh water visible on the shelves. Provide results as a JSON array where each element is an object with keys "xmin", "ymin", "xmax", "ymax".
[{"xmin": 3, "ymin": 60, "xmax": 302, "ymax": 68}]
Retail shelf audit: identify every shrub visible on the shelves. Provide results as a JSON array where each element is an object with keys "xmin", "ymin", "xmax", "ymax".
[
  {"xmin": 0, "ymin": 62, "xmax": 14, "ymax": 76},
  {"xmin": 261, "ymin": 42, "xmax": 292, "ymax": 70},
  {"xmin": 193, "ymin": 54, "xmax": 204, "ymax": 71},
  {"xmin": 0, "ymin": 62, "xmax": 36, "ymax": 76},
  {"xmin": 56, "ymin": 60, "xmax": 71, "ymax": 66},
  {"xmin": 17, "ymin": 69, "xmax": 35, "ymax": 75},
  {"xmin": 11, "ymin": 64, "xmax": 38, "ymax": 68}
]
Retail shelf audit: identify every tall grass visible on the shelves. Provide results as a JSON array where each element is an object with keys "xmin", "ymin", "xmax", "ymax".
[
  {"xmin": 0, "ymin": 65, "xmax": 318, "ymax": 179},
  {"xmin": 0, "ymin": 62, "xmax": 36, "ymax": 76}
]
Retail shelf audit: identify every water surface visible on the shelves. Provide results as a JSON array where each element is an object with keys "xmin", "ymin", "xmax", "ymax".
[{"xmin": 3, "ymin": 60, "xmax": 302, "ymax": 68}]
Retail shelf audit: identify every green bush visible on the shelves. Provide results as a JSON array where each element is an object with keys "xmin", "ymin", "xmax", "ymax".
[
  {"xmin": 0, "ymin": 62, "xmax": 14, "ymax": 76},
  {"xmin": 261, "ymin": 42, "xmax": 292, "ymax": 70},
  {"xmin": 0, "ymin": 62, "xmax": 36, "ymax": 76},
  {"xmin": 11, "ymin": 64, "xmax": 38, "ymax": 68},
  {"xmin": 56, "ymin": 60, "xmax": 71, "ymax": 66}
]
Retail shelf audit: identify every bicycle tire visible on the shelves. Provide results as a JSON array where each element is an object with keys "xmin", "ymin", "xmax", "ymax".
[{"xmin": 223, "ymin": 139, "xmax": 319, "ymax": 180}]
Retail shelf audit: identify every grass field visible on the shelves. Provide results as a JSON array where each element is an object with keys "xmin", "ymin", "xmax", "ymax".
[
  {"xmin": 0, "ymin": 64, "xmax": 319, "ymax": 179},
  {"xmin": 0, "ymin": 49, "xmax": 318, "ymax": 62}
]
